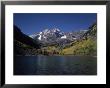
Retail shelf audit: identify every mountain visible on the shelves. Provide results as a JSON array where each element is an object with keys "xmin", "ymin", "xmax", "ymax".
[
  {"xmin": 82, "ymin": 23, "xmax": 97, "ymax": 40},
  {"xmin": 14, "ymin": 25, "xmax": 41, "ymax": 55},
  {"xmin": 30, "ymin": 28, "xmax": 64, "ymax": 40},
  {"xmin": 62, "ymin": 23, "xmax": 97, "ymax": 55},
  {"xmin": 38, "ymin": 23, "xmax": 97, "ymax": 56},
  {"xmin": 14, "ymin": 22, "xmax": 97, "ymax": 56},
  {"xmin": 30, "ymin": 28, "xmax": 87, "ymax": 46},
  {"xmin": 14, "ymin": 25, "xmax": 41, "ymax": 48}
]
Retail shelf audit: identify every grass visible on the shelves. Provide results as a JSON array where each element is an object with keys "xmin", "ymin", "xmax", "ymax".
[{"xmin": 62, "ymin": 38, "xmax": 97, "ymax": 55}]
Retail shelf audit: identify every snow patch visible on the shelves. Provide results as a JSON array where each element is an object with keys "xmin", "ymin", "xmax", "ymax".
[
  {"xmin": 61, "ymin": 35, "xmax": 67, "ymax": 39},
  {"xmin": 38, "ymin": 35, "xmax": 41, "ymax": 40},
  {"xmin": 43, "ymin": 35, "xmax": 46, "ymax": 39},
  {"xmin": 73, "ymin": 38, "xmax": 77, "ymax": 40},
  {"xmin": 39, "ymin": 32, "xmax": 42, "ymax": 34}
]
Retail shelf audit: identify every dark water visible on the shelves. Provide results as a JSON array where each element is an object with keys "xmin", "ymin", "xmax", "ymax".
[{"xmin": 14, "ymin": 55, "xmax": 97, "ymax": 75}]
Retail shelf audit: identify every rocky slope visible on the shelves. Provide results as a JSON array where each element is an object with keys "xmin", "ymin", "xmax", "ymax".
[{"xmin": 30, "ymin": 28, "xmax": 87, "ymax": 46}]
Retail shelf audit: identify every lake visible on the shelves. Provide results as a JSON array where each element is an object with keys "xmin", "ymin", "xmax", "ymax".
[{"xmin": 14, "ymin": 55, "xmax": 97, "ymax": 75}]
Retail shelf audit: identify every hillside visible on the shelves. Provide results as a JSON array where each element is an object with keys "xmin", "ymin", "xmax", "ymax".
[
  {"xmin": 62, "ymin": 38, "xmax": 97, "ymax": 55},
  {"xmin": 61, "ymin": 23, "xmax": 97, "ymax": 55},
  {"xmin": 14, "ymin": 25, "xmax": 41, "ymax": 55}
]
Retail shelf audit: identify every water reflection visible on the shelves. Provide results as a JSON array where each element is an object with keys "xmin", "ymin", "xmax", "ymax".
[{"xmin": 14, "ymin": 55, "xmax": 97, "ymax": 75}]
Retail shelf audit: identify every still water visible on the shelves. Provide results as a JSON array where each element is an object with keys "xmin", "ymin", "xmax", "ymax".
[{"xmin": 14, "ymin": 55, "xmax": 97, "ymax": 75}]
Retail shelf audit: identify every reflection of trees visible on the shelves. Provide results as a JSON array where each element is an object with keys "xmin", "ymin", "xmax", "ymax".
[{"xmin": 35, "ymin": 49, "xmax": 59, "ymax": 56}]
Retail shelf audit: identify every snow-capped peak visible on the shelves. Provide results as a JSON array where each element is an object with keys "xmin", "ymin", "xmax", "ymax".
[
  {"xmin": 39, "ymin": 32, "xmax": 42, "ymax": 34},
  {"xmin": 52, "ymin": 28, "xmax": 60, "ymax": 32},
  {"xmin": 43, "ymin": 29, "xmax": 51, "ymax": 34}
]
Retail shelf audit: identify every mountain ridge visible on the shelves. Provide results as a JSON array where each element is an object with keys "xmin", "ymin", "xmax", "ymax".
[{"xmin": 29, "ymin": 28, "xmax": 88, "ymax": 46}]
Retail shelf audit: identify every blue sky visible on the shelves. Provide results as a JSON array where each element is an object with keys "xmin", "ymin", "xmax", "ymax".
[{"xmin": 14, "ymin": 13, "xmax": 97, "ymax": 35}]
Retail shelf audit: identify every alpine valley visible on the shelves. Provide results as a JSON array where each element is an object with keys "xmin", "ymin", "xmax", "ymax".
[{"xmin": 14, "ymin": 23, "xmax": 97, "ymax": 56}]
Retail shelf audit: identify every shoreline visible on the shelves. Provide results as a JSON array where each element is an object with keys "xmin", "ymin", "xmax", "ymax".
[{"xmin": 15, "ymin": 54, "xmax": 97, "ymax": 57}]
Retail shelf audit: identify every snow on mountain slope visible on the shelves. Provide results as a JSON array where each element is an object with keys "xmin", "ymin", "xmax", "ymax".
[
  {"xmin": 29, "ymin": 28, "xmax": 86, "ymax": 44},
  {"xmin": 61, "ymin": 35, "xmax": 67, "ymax": 39}
]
